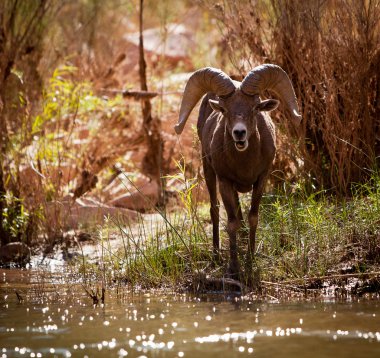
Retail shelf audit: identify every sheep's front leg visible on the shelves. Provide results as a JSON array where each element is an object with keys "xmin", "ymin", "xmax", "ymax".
[
  {"xmin": 203, "ymin": 159, "xmax": 220, "ymax": 259},
  {"xmin": 219, "ymin": 179, "xmax": 242, "ymax": 277},
  {"xmin": 248, "ymin": 174, "xmax": 267, "ymax": 257}
]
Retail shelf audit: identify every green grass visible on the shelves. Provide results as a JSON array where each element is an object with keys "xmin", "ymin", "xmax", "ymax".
[
  {"xmin": 256, "ymin": 176, "xmax": 380, "ymax": 282},
  {"xmin": 75, "ymin": 163, "xmax": 214, "ymax": 291},
  {"xmin": 78, "ymin": 171, "xmax": 380, "ymax": 292}
]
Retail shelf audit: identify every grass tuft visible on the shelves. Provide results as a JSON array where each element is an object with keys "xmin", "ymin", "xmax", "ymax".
[{"xmin": 79, "ymin": 171, "xmax": 380, "ymax": 293}]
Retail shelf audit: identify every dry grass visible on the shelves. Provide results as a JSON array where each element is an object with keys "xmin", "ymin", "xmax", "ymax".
[{"xmin": 207, "ymin": 0, "xmax": 380, "ymax": 195}]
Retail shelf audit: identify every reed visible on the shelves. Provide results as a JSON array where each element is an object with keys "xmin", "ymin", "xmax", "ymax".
[
  {"xmin": 206, "ymin": 0, "xmax": 380, "ymax": 196},
  {"xmin": 85, "ymin": 168, "xmax": 380, "ymax": 291}
]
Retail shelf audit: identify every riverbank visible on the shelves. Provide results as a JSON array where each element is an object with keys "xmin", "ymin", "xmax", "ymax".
[{"xmin": 5, "ymin": 172, "xmax": 377, "ymax": 300}]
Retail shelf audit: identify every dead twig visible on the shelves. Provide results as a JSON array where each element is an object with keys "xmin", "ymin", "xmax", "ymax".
[
  {"xmin": 281, "ymin": 272, "xmax": 380, "ymax": 285},
  {"xmin": 122, "ymin": 89, "xmax": 158, "ymax": 99},
  {"xmin": 261, "ymin": 280, "xmax": 304, "ymax": 292},
  {"xmin": 101, "ymin": 288, "xmax": 105, "ymax": 305},
  {"xmin": 99, "ymin": 88, "xmax": 183, "ymax": 99},
  {"xmin": 82, "ymin": 284, "xmax": 101, "ymax": 306},
  {"xmin": 15, "ymin": 290, "xmax": 24, "ymax": 303}
]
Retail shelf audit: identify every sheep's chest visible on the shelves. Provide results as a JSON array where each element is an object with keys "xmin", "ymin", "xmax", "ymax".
[{"xmin": 210, "ymin": 144, "xmax": 271, "ymax": 193}]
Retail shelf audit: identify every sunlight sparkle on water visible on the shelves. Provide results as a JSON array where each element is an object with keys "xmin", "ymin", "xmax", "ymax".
[{"xmin": 1, "ymin": 279, "xmax": 379, "ymax": 358}]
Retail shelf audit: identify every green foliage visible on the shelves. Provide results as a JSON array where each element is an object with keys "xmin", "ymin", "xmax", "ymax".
[
  {"xmin": 0, "ymin": 62, "xmax": 129, "ymax": 243},
  {"xmin": 165, "ymin": 158, "xmax": 199, "ymax": 223},
  {"xmin": 33, "ymin": 65, "xmax": 123, "ymax": 137},
  {"xmin": 1, "ymin": 192, "xmax": 29, "ymax": 242},
  {"xmin": 30, "ymin": 64, "xmax": 126, "ymax": 197}
]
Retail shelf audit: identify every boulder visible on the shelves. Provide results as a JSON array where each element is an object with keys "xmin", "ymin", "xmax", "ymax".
[
  {"xmin": 123, "ymin": 23, "xmax": 194, "ymax": 68},
  {"xmin": 107, "ymin": 178, "xmax": 159, "ymax": 212},
  {"xmin": 0, "ymin": 242, "xmax": 31, "ymax": 266},
  {"xmin": 45, "ymin": 196, "xmax": 138, "ymax": 230}
]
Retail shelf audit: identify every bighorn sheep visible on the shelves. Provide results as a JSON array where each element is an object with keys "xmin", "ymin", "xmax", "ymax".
[{"xmin": 174, "ymin": 64, "xmax": 301, "ymax": 277}]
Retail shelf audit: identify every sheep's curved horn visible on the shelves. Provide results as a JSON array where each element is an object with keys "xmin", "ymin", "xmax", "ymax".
[
  {"xmin": 175, "ymin": 67, "xmax": 236, "ymax": 135},
  {"xmin": 240, "ymin": 64, "xmax": 302, "ymax": 124}
]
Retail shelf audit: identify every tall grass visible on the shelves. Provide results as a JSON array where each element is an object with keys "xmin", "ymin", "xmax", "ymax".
[
  {"xmin": 84, "ymin": 169, "xmax": 380, "ymax": 291},
  {"xmin": 247, "ymin": 174, "xmax": 380, "ymax": 282},
  {"xmin": 86, "ymin": 162, "xmax": 214, "ymax": 290}
]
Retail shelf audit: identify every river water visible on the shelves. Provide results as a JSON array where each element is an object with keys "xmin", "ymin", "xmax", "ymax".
[{"xmin": 1, "ymin": 269, "xmax": 379, "ymax": 357}]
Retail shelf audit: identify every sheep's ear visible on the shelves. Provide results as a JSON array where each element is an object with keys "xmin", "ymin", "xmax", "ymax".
[
  {"xmin": 209, "ymin": 99, "xmax": 226, "ymax": 113},
  {"xmin": 255, "ymin": 99, "xmax": 279, "ymax": 112}
]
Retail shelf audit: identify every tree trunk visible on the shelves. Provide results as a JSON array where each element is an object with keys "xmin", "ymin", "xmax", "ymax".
[
  {"xmin": 0, "ymin": 84, "xmax": 9, "ymax": 245},
  {"xmin": 0, "ymin": 160, "xmax": 8, "ymax": 246},
  {"xmin": 138, "ymin": 0, "xmax": 164, "ymax": 206}
]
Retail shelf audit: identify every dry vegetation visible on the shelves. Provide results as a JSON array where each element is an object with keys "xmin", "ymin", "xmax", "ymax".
[
  {"xmin": 207, "ymin": 0, "xmax": 379, "ymax": 193},
  {"xmin": 0, "ymin": 0, "xmax": 208, "ymax": 247}
]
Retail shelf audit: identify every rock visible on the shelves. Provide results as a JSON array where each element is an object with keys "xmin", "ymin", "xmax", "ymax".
[
  {"xmin": 107, "ymin": 179, "xmax": 159, "ymax": 212},
  {"xmin": 103, "ymin": 173, "xmax": 148, "ymax": 199},
  {"xmin": 0, "ymin": 242, "xmax": 31, "ymax": 266},
  {"xmin": 123, "ymin": 23, "xmax": 194, "ymax": 68},
  {"xmin": 66, "ymin": 201, "xmax": 138, "ymax": 228},
  {"xmin": 45, "ymin": 196, "xmax": 138, "ymax": 230}
]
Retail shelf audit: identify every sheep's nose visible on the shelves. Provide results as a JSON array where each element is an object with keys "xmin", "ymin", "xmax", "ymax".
[{"xmin": 233, "ymin": 128, "xmax": 247, "ymax": 140}]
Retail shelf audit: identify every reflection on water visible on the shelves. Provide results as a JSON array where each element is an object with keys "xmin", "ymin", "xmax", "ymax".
[{"xmin": 0, "ymin": 269, "xmax": 380, "ymax": 357}]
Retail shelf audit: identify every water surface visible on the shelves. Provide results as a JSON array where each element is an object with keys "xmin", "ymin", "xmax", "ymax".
[{"xmin": 1, "ymin": 269, "xmax": 379, "ymax": 357}]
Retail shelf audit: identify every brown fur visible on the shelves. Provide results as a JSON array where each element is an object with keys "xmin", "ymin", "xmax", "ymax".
[{"xmin": 197, "ymin": 90, "xmax": 278, "ymax": 277}]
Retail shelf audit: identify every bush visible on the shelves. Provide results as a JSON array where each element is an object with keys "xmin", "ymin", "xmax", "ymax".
[{"xmin": 208, "ymin": 0, "xmax": 380, "ymax": 195}]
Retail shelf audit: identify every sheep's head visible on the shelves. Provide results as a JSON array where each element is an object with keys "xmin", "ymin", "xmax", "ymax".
[
  {"xmin": 209, "ymin": 91, "xmax": 279, "ymax": 151},
  {"xmin": 174, "ymin": 64, "xmax": 301, "ymax": 137}
]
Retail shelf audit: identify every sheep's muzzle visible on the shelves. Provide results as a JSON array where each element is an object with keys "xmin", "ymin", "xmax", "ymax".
[{"xmin": 235, "ymin": 140, "xmax": 248, "ymax": 151}]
